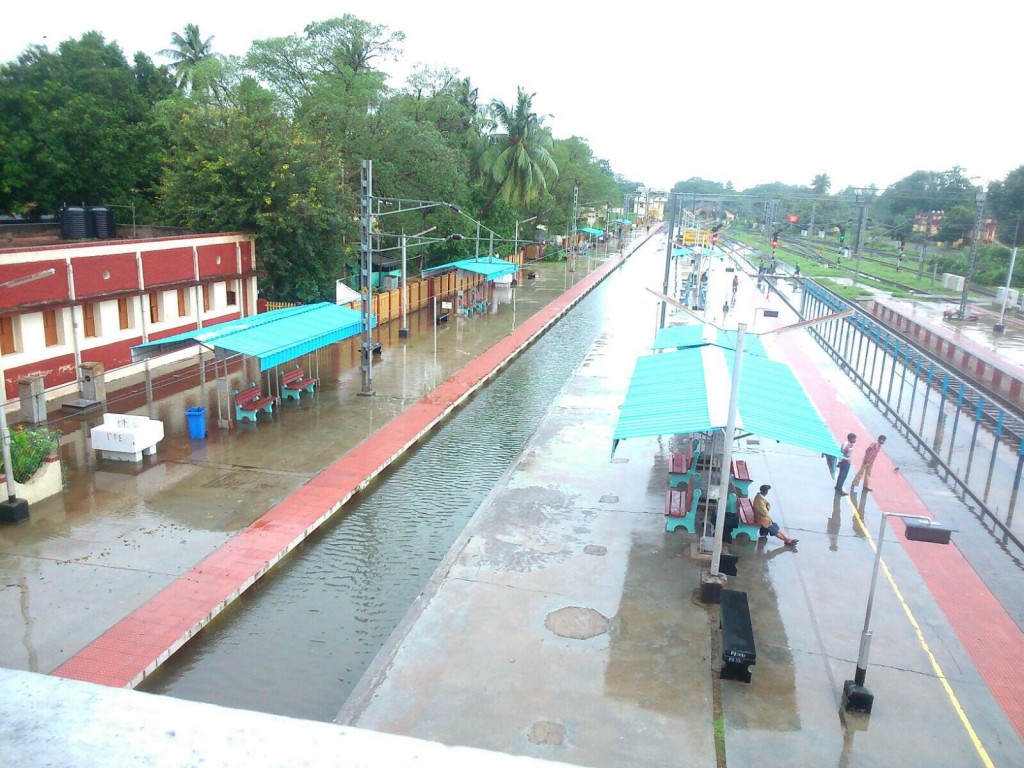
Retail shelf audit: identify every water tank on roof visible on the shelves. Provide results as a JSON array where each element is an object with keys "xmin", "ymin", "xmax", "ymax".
[
  {"xmin": 60, "ymin": 206, "xmax": 89, "ymax": 239},
  {"xmin": 90, "ymin": 206, "xmax": 116, "ymax": 239}
]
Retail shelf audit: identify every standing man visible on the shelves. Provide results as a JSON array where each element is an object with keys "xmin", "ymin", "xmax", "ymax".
[
  {"xmin": 851, "ymin": 435, "xmax": 887, "ymax": 492},
  {"xmin": 835, "ymin": 432, "xmax": 857, "ymax": 496}
]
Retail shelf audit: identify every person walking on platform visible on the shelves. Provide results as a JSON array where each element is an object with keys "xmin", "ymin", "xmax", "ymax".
[
  {"xmin": 753, "ymin": 485, "xmax": 798, "ymax": 546},
  {"xmin": 851, "ymin": 435, "xmax": 886, "ymax": 492},
  {"xmin": 835, "ymin": 432, "xmax": 857, "ymax": 495}
]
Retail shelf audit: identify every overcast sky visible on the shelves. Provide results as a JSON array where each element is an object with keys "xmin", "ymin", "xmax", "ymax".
[{"xmin": 2, "ymin": 1, "xmax": 1020, "ymax": 194}]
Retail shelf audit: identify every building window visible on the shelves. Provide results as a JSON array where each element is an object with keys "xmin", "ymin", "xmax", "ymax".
[
  {"xmin": 203, "ymin": 284, "xmax": 212, "ymax": 312},
  {"xmin": 43, "ymin": 309, "xmax": 59, "ymax": 347},
  {"xmin": 118, "ymin": 298, "xmax": 130, "ymax": 330},
  {"xmin": 83, "ymin": 302, "xmax": 98, "ymax": 338},
  {"xmin": 149, "ymin": 293, "xmax": 160, "ymax": 323},
  {"xmin": 226, "ymin": 287, "xmax": 237, "ymax": 306},
  {"xmin": 0, "ymin": 316, "xmax": 15, "ymax": 355},
  {"xmin": 177, "ymin": 288, "xmax": 188, "ymax": 317}
]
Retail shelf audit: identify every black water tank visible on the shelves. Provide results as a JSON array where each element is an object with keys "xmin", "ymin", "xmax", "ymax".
[
  {"xmin": 60, "ymin": 206, "xmax": 89, "ymax": 239},
  {"xmin": 90, "ymin": 206, "xmax": 116, "ymax": 239}
]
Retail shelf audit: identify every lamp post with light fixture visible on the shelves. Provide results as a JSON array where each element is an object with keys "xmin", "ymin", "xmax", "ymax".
[
  {"xmin": 0, "ymin": 267, "xmax": 58, "ymax": 524},
  {"xmin": 842, "ymin": 511, "xmax": 952, "ymax": 714}
]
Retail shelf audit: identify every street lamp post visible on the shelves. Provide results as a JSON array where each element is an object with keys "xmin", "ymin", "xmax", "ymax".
[
  {"xmin": 514, "ymin": 215, "xmax": 538, "ymax": 280},
  {"xmin": 842, "ymin": 511, "xmax": 951, "ymax": 714},
  {"xmin": 399, "ymin": 226, "xmax": 436, "ymax": 339},
  {"xmin": 0, "ymin": 267, "xmax": 57, "ymax": 525},
  {"xmin": 994, "ymin": 214, "xmax": 1021, "ymax": 334}
]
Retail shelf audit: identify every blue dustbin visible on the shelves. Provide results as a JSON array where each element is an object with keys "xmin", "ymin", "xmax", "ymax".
[{"xmin": 186, "ymin": 407, "xmax": 207, "ymax": 439}]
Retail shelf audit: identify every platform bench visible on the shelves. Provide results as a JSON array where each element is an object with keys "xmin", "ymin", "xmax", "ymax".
[
  {"xmin": 734, "ymin": 497, "xmax": 762, "ymax": 542},
  {"xmin": 279, "ymin": 365, "xmax": 319, "ymax": 401},
  {"xmin": 665, "ymin": 481, "xmax": 702, "ymax": 533},
  {"xmin": 720, "ymin": 589, "xmax": 756, "ymax": 683},
  {"xmin": 436, "ymin": 312, "xmax": 450, "ymax": 325},
  {"xmin": 233, "ymin": 382, "xmax": 275, "ymax": 423},
  {"xmin": 669, "ymin": 450, "xmax": 701, "ymax": 489},
  {"xmin": 730, "ymin": 459, "xmax": 753, "ymax": 498}
]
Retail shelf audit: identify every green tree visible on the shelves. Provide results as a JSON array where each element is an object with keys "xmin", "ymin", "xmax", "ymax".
[
  {"xmin": 156, "ymin": 78, "xmax": 353, "ymax": 301},
  {"xmin": 478, "ymin": 87, "xmax": 558, "ymax": 216},
  {"xmin": 937, "ymin": 205, "xmax": 976, "ymax": 246},
  {"xmin": 246, "ymin": 15, "xmax": 403, "ymax": 114},
  {"xmin": 159, "ymin": 24, "xmax": 219, "ymax": 93},
  {"xmin": 0, "ymin": 33, "xmax": 169, "ymax": 217},
  {"xmin": 811, "ymin": 174, "xmax": 831, "ymax": 195},
  {"xmin": 986, "ymin": 166, "xmax": 1024, "ymax": 246}
]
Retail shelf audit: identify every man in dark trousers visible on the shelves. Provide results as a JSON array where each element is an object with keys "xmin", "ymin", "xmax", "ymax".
[{"xmin": 835, "ymin": 432, "xmax": 857, "ymax": 496}]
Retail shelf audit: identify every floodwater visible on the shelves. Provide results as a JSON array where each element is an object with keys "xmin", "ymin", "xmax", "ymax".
[{"xmin": 139, "ymin": 239, "xmax": 666, "ymax": 720}]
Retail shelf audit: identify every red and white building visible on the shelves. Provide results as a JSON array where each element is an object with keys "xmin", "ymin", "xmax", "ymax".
[{"xmin": 0, "ymin": 233, "xmax": 258, "ymax": 402}]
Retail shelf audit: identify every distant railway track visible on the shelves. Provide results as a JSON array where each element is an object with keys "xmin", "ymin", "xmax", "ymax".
[{"xmin": 720, "ymin": 232, "xmax": 1024, "ymax": 442}]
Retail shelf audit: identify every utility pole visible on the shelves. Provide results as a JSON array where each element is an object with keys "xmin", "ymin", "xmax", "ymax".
[
  {"xmin": 808, "ymin": 201, "xmax": 817, "ymax": 238},
  {"xmin": 660, "ymin": 195, "xmax": 678, "ymax": 328},
  {"xmin": 959, "ymin": 189, "xmax": 987, "ymax": 320},
  {"xmin": 852, "ymin": 192, "xmax": 869, "ymax": 285},
  {"xmin": 358, "ymin": 160, "xmax": 374, "ymax": 396},
  {"xmin": 570, "ymin": 181, "xmax": 579, "ymax": 272}
]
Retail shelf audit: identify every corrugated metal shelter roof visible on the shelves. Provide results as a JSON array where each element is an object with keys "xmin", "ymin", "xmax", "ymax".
[
  {"xmin": 578, "ymin": 227, "xmax": 604, "ymax": 236},
  {"xmin": 652, "ymin": 325, "xmax": 767, "ymax": 356},
  {"xmin": 672, "ymin": 246, "xmax": 694, "ymax": 257},
  {"xmin": 131, "ymin": 302, "xmax": 369, "ymax": 372},
  {"xmin": 612, "ymin": 345, "xmax": 841, "ymax": 458},
  {"xmin": 420, "ymin": 256, "xmax": 517, "ymax": 280}
]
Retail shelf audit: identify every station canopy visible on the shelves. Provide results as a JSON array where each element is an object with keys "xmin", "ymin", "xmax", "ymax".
[
  {"xmin": 420, "ymin": 255, "xmax": 518, "ymax": 281},
  {"xmin": 614, "ymin": 219, "xmax": 633, "ymax": 226},
  {"xmin": 612, "ymin": 345, "xmax": 841, "ymax": 458},
  {"xmin": 131, "ymin": 302, "xmax": 368, "ymax": 372},
  {"xmin": 578, "ymin": 227, "xmax": 604, "ymax": 236},
  {"xmin": 652, "ymin": 325, "xmax": 767, "ymax": 356},
  {"xmin": 672, "ymin": 246, "xmax": 694, "ymax": 258}
]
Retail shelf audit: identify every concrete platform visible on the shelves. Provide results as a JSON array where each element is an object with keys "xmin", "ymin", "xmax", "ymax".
[{"xmin": 2, "ymin": 232, "xmax": 1024, "ymax": 766}]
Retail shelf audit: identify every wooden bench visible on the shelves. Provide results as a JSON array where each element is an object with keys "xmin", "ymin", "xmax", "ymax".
[
  {"xmin": 720, "ymin": 589, "xmax": 756, "ymax": 683},
  {"xmin": 669, "ymin": 449, "xmax": 701, "ymax": 489},
  {"xmin": 730, "ymin": 459, "xmax": 753, "ymax": 498},
  {"xmin": 435, "ymin": 312, "xmax": 450, "ymax": 325},
  {"xmin": 665, "ymin": 480, "xmax": 702, "ymax": 533},
  {"xmin": 279, "ymin": 365, "xmax": 319, "ymax": 401},
  {"xmin": 233, "ymin": 382, "xmax": 275, "ymax": 423},
  {"xmin": 734, "ymin": 497, "xmax": 762, "ymax": 542}
]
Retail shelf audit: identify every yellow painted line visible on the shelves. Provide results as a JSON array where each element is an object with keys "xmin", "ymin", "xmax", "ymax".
[{"xmin": 850, "ymin": 501, "xmax": 995, "ymax": 768}]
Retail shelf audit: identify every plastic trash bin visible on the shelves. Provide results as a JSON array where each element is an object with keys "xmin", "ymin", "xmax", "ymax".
[{"xmin": 186, "ymin": 407, "xmax": 207, "ymax": 439}]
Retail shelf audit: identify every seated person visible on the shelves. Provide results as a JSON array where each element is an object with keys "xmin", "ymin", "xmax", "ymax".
[{"xmin": 753, "ymin": 484, "xmax": 798, "ymax": 547}]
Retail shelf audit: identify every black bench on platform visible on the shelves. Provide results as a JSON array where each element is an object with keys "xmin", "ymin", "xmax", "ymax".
[{"xmin": 720, "ymin": 589, "xmax": 756, "ymax": 683}]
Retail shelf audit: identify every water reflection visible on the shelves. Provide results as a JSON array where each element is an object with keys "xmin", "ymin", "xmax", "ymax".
[{"xmin": 139, "ymin": 271, "xmax": 614, "ymax": 721}]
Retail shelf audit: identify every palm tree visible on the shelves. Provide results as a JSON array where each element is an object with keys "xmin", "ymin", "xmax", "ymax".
[
  {"xmin": 160, "ymin": 24, "xmax": 218, "ymax": 93},
  {"xmin": 478, "ymin": 87, "xmax": 558, "ymax": 216},
  {"xmin": 812, "ymin": 174, "xmax": 831, "ymax": 196}
]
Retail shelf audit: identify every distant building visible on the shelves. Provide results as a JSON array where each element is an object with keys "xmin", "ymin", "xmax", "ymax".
[
  {"xmin": 912, "ymin": 210, "xmax": 997, "ymax": 244},
  {"xmin": 0, "ymin": 232, "xmax": 258, "ymax": 402}
]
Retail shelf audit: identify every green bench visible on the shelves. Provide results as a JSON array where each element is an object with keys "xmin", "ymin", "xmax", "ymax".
[
  {"xmin": 279, "ymin": 365, "xmax": 319, "ymax": 401},
  {"xmin": 665, "ymin": 480, "xmax": 702, "ymax": 533},
  {"xmin": 233, "ymin": 382, "xmax": 275, "ymax": 423}
]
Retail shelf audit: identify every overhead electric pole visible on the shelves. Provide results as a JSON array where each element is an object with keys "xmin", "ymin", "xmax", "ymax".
[{"xmin": 959, "ymin": 190, "xmax": 987, "ymax": 320}]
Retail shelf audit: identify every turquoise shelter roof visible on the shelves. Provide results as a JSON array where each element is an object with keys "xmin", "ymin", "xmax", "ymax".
[
  {"xmin": 612, "ymin": 345, "xmax": 841, "ymax": 458},
  {"xmin": 131, "ymin": 302, "xmax": 369, "ymax": 372},
  {"xmin": 652, "ymin": 325, "xmax": 767, "ymax": 356},
  {"xmin": 420, "ymin": 256, "xmax": 518, "ymax": 280}
]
